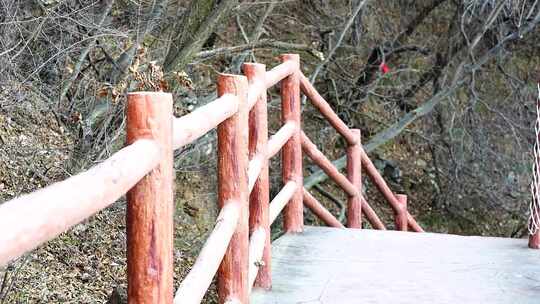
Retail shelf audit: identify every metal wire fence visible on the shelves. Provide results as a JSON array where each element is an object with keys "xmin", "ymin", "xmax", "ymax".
[{"xmin": 529, "ymin": 83, "xmax": 540, "ymax": 235}]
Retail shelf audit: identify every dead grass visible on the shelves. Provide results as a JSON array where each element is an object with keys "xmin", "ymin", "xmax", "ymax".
[{"xmin": 0, "ymin": 99, "xmax": 220, "ymax": 303}]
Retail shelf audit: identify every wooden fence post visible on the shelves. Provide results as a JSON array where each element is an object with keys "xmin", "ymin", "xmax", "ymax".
[
  {"xmin": 216, "ymin": 74, "xmax": 250, "ymax": 303},
  {"xmin": 280, "ymin": 54, "xmax": 303, "ymax": 233},
  {"xmin": 346, "ymin": 129, "xmax": 362, "ymax": 228},
  {"xmin": 126, "ymin": 92, "xmax": 174, "ymax": 304},
  {"xmin": 244, "ymin": 63, "xmax": 272, "ymax": 290},
  {"xmin": 530, "ymin": 232, "xmax": 540, "ymax": 249},
  {"xmin": 395, "ymin": 194, "xmax": 408, "ymax": 231}
]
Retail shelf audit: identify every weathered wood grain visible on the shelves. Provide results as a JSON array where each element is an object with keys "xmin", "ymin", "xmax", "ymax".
[
  {"xmin": 280, "ymin": 54, "xmax": 303, "ymax": 233},
  {"xmin": 267, "ymin": 121, "xmax": 296, "ymax": 159},
  {"xmin": 395, "ymin": 194, "xmax": 408, "ymax": 231},
  {"xmin": 216, "ymin": 74, "xmax": 250, "ymax": 304},
  {"xmin": 265, "ymin": 60, "xmax": 296, "ymax": 89},
  {"xmin": 301, "ymin": 131, "xmax": 357, "ymax": 197},
  {"xmin": 269, "ymin": 181, "xmax": 298, "ymax": 225},
  {"xmin": 346, "ymin": 129, "xmax": 362, "ymax": 228},
  {"xmin": 172, "ymin": 94, "xmax": 238, "ymax": 150},
  {"xmin": 126, "ymin": 92, "xmax": 174, "ymax": 304},
  {"xmin": 244, "ymin": 62, "xmax": 272, "ymax": 290},
  {"xmin": 302, "ymin": 188, "xmax": 344, "ymax": 229}
]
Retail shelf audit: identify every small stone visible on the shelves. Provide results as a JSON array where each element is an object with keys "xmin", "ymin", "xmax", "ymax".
[
  {"xmin": 72, "ymin": 223, "xmax": 87, "ymax": 234},
  {"xmin": 416, "ymin": 159, "xmax": 427, "ymax": 168}
]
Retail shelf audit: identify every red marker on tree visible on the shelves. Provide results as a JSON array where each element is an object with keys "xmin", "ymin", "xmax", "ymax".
[{"xmin": 379, "ymin": 62, "xmax": 390, "ymax": 74}]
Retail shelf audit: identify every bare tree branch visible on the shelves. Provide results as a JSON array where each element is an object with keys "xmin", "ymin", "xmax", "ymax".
[
  {"xmin": 59, "ymin": 0, "xmax": 114, "ymax": 102},
  {"xmin": 230, "ymin": 1, "xmax": 276, "ymax": 72},
  {"xmin": 195, "ymin": 40, "xmax": 320, "ymax": 60},
  {"xmin": 303, "ymin": 8, "xmax": 540, "ymax": 190},
  {"xmin": 309, "ymin": 0, "xmax": 370, "ymax": 83},
  {"xmin": 163, "ymin": 0, "xmax": 238, "ymax": 72}
]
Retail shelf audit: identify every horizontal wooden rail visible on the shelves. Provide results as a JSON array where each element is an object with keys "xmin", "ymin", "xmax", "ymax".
[
  {"xmin": 173, "ymin": 94, "xmax": 239, "ymax": 150},
  {"xmin": 360, "ymin": 148, "xmax": 423, "ymax": 232},
  {"xmin": 174, "ymin": 203, "xmax": 241, "ymax": 304},
  {"xmin": 0, "ymin": 54, "xmax": 430, "ymax": 304},
  {"xmin": 299, "ymin": 72, "xmax": 424, "ymax": 231},
  {"xmin": 248, "ymin": 153, "xmax": 266, "ymax": 193},
  {"xmin": 247, "ymin": 228, "xmax": 266, "ymax": 292},
  {"xmin": 303, "ymin": 188, "xmax": 345, "ymax": 228},
  {"xmin": 265, "ymin": 60, "xmax": 297, "ymax": 89},
  {"xmin": 247, "ymin": 122, "xmax": 297, "ymax": 193},
  {"xmin": 269, "ymin": 181, "xmax": 298, "ymax": 225},
  {"xmin": 0, "ymin": 139, "xmax": 160, "ymax": 266},
  {"xmin": 267, "ymin": 121, "xmax": 297, "ymax": 158},
  {"xmin": 300, "ymin": 131, "xmax": 358, "ymax": 197},
  {"xmin": 172, "ymin": 60, "xmax": 296, "ymax": 153},
  {"xmin": 299, "ymin": 132, "xmax": 387, "ymax": 230},
  {"xmin": 300, "ymin": 73, "xmax": 358, "ymax": 145}
]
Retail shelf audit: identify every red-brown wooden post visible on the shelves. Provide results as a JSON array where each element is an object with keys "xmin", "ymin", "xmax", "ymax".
[
  {"xmin": 346, "ymin": 129, "xmax": 362, "ymax": 228},
  {"xmin": 280, "ymin": 54, "xmax": 303, "ymax": 233},
  {"xmin": 395, "ymin": 194, "xmax": 408, "ymax": 231},
  {"xmin": 126, "ymin": 92, "xmax": 174, "ymax": 304},
  {"xmin": 529, "ymin": 232, "xmax": 540, "ymax": 249},
  {"xmin": 244, "ymin": 63, "xmax": 272, "ymax": 289},
  {"xmin": 216, "ymin": 74, "xmax": 250, "ymax": 303}
]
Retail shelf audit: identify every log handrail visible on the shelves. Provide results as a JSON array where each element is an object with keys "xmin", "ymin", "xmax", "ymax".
[
  {"xmin": 300, "ymin": 71, "xmax": 423, "ymax": 233},
  {"xmin": 267, "ymin": 121, "xmax": 297, "ymax": 158},
  {"xmin": 269, "ymin": 181, "xmax": 298, "ymax": 225},
  {"xmin": 301, "ymin": 131, "xmax": 359, "ymax": 197},
  {"xmin": 361, "ymin": 196, "xmax": 387, "ymax": 230},
  {"xmin": 299, "ymin": 73, "xmax": 358, "ymax": 145},
  {"xmin": 174, "ymin": 202, "xmax": 241, "ymax": 304},
  {"xmin": 359, "ymin": 147, "xmax": 424, "ymax": 232},
  {"xmin": 173, "ymin": 94, "xmax": 239, "ymax": 150},
  {"xmin": 0, "ymin": 139, "xmax": 160, "ymax": 266},
  {"xmin": 302, "ymin": 188, "xmax": 344, "ymax": 228},
  {"xmin": 0, "ymin": 53, "xmax": 426, "ymax": 304}
]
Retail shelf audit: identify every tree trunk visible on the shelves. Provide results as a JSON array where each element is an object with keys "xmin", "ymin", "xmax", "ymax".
[{"xmin": 163, "ymin": 0, "xmax": 238, "ymax": 72}]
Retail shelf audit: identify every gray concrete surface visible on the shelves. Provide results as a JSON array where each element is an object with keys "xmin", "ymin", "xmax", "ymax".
[{"xmin": 251, "ymin": 226, "xmax": 540, "ymax": 304}]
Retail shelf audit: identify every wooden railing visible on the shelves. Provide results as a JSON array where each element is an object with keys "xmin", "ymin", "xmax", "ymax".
[{"xmin": 0, "ymin": 54, "xmax": 422, "ymax": 304}]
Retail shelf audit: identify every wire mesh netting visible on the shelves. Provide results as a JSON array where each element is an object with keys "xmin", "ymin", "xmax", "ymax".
[{"xmin": 529, "ymin": 83, "xmax": 540, "ymax": 235}]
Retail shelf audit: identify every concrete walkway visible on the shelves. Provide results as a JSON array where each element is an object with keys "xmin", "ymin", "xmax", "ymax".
[{"xmin": 251, "ymin": 226, "xmax": 540, "ymax": 304}]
